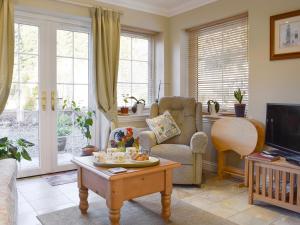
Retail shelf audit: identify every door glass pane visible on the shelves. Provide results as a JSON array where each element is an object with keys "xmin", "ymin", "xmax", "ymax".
[
  {"xmin": 56, "ymin": 29, "xmax": 90, "ymax": 165},
  {"xmin": 0, "ymin": 24, "xmax": 40, "ymax": 171}
]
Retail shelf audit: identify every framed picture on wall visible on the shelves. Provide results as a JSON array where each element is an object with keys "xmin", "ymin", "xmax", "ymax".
[{"xmin": 270, "ymin": 10, "xmax": 300, "ymax": 60}]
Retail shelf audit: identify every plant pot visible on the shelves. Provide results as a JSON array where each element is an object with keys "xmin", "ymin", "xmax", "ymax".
[
  {"xmin": 120, "ymin": 107, "xmax": 129, "ymax": 115},
  {"xmin": 82, "ymin": 145, "xmax": 98, "ymax": 156},
  {"xmin": 234, "ymin": 104, "xmax": 246, "ymax": 117},
  {"xmin": 132, "ymin": 103, "xmax": 137, "ymax": 113},
  {"xmin": 136, "ymin": 103, "xmax": 145, "ymax": 115},
  {"xmin": 57, "ymin": 136, "xmax": 67, "ymax": 152}
]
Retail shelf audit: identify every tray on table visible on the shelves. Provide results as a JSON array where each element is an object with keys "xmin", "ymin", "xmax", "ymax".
[{"xmin": 93, "ymin": 156, "xmax": 160, "ymax": 168}]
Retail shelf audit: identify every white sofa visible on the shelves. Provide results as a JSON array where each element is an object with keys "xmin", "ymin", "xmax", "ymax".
[{"xmin": 0, "ymin": 159, "xmax": 18, "ymax": 225}]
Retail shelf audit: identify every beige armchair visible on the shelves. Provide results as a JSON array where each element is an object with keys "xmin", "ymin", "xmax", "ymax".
[{"xmin": 139, "ymin": 97, "xmax": 208, "ymax": 185}]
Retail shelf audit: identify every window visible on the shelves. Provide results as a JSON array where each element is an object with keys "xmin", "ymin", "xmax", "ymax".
[
  {"xmin": 188, "ymin": 13, "xmax": 249, "ymax": 111},
  {"xmin": 117, "ymin": 32, "xmax": 153, "ymax": 107}
]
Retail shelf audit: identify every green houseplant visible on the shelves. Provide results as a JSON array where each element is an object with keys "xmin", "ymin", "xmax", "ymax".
[
  {"xmin": 234, "ymin": 88, "xmax": 246, "ymax": 117},
  {"xmin": 0, "ymin": 137, "xmax": 33, "ymax": 162},
  {"xmin": 125, "ymin": 96, "xmax": 145, "ymax": 114},
  {"xmin": 63, "ymin": 100, "xmax": 97, "ymax": 155},
  {"xmin": 57, "ymin": 113, "xmax": 72, "ymax": 151}
]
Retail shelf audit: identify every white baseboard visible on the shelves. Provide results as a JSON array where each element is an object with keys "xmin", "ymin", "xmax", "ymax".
[{"xmin": 203, "ymin": 160, "xmax": 217, "ymax": 172}]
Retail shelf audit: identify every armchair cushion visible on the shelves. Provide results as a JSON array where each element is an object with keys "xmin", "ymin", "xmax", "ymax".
[
  {"xmin": 146, "ymin": 111, "xmax": 181, "ymax": 144},
  {"xmin": 151, "ymin": 144, "xmax": 193, "ymax": 165}
]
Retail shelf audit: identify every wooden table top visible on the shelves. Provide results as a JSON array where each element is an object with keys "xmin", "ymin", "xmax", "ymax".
[
  {"xmin": 72, "ymin": 156, "xmax": 181, "ymax": 181},
  {"xmin": 247, "ymin": 156, "xmax": 300, "ymax": 170}
]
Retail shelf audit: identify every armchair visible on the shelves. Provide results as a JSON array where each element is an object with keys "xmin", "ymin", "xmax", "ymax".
[{"xmin": 139, "ymin": 97, "xmax": 208, "ymax": 185}]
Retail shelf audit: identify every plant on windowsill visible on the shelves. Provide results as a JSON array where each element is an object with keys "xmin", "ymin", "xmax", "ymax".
[
  {"xmin": 234, "ymin": 88, "xmax": 246, "ymax": 117},
  {"xmin": 120, "ymin": 94, "xmax": 129, "ymax": 115},
  {"xmin": 207, "ymin": 100, "xmax": 220, "ymax": 116},
  {"xmin": 125, "ymin": 96, "xmax": 145, "ymax": 115},
  {"xmin": 0, "ymin": 137, "xmax": 33, "ymax": 162},
  {"xmin": 63, "ymin": 100, "xmax": 97, "ymax": 156},
  {"xmin": 57, "ymin": 113, "xmax": 72, "ymax": 152}
]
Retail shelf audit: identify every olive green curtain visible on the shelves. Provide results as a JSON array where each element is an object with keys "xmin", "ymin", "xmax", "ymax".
[
  {"xmin": 91, "ymin": 7, "xmax": 120, "ymax": 128},
  {"xmin": 0, "ymin": 0, "xmax": 14, "ymax": 114}
]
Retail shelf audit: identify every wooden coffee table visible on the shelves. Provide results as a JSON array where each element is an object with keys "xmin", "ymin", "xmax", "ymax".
[{"xmin": 72, "ymin": 156, "xmax": 181, "ymax": 225}]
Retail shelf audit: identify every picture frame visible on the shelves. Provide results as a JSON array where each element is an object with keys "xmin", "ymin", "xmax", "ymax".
[{"xmin": 270, "ymin": 10, "xmax": 300, "ymax": 60}]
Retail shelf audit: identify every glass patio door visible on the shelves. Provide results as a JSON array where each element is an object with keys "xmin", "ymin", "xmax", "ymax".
[
  {"xmin": 0, "ymin": 12, "xmax": 92, "ymax": 177},
  {"xmin": 55, "ymin": 28, "xmax": 90, "ymax": 168}
]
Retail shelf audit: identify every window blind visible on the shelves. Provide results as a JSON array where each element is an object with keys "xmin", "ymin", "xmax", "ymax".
[{"xmin": 188, "ymin": 13, "xmax": 249, "ymax": 112}]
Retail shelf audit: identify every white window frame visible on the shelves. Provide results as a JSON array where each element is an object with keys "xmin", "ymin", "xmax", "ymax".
[{"xmin": 118, "ymin": 30, "xmax": 155, "ymax": 108}]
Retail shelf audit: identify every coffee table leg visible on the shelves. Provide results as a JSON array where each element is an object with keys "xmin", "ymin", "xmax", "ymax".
[
  {"xmin": 79, "ymin": 187, "xmax": 89, "ymax": 214},
  {"xmin": 161, "ymin": 192, "xmax": 171, "ymax": 221},
  {"xmin": 109, "ymin": 208, "xmax": 121, "ymax": 225}
]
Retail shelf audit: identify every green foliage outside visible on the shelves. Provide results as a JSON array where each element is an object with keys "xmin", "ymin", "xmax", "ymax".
[{"xmin": 63, "ymin": 100, "xmax": 95, "ymax": 146}]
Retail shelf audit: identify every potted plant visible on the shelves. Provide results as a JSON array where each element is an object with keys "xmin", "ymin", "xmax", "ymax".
[
  {"xmin": 234, "ymin": 88, "xmax": 246, "ymax": 117},
  {"xmin": 207, "ymin": 100, "xmax": 220, "ymax": 115},
  {"xmin": 121, "ymin": 94, "xmax": 129, "ymax": 115},
  {"xmin": 125, "ymin": 96, "xmax": 146, "ymax": 114},
  {"xmin": 63, "ymin": 100, "xmax": 97, "ymax": 156},
  {"xmin": 0, "ymin": 137, "xmax": 33, "ymax": 162},
  {"xmin": 57, "ymin": 113, "xmax": 72, "ymax": 151}
]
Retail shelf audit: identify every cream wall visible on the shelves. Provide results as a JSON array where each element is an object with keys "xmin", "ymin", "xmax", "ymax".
[{"xmin": 169, "ymin": 0, "xmax": 300, "ymax": 123}]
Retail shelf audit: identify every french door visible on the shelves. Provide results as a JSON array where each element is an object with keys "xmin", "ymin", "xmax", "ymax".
[{"xmin": 0, "ymin": 12, "xmax": 93, "ymax": 177}]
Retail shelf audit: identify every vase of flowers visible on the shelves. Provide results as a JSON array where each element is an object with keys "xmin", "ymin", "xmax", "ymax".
[
  {"xmin": 124, "ymin": 96, "xmax": 145, "ymax": 114},
  {"xmin": 121, "ymin": 94, "xmax": 129, "ymax": 115}
]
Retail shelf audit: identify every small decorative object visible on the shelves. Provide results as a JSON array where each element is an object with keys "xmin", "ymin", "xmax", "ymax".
[
  {"xmin": 155, "ymin": 80, "xmax": 162, "ymax": 103},
  {"xmin": 110, "ymin": 127, "xmax": 140, "ymax": 151},
  {"xmin": 207, "ymin": 100, "xmax": 220, "ymax": 116},
  {"xmin": 131, "ymin": 152, "xmax": 149, "ymax": 161},
  {"xmin": 126, "ymin": 147, "xmax": 139, "ymax": 157},
  {"xmin": 112, "ymin": 152, "xmax": 126, "ymax": 163},
  {"xmin": 234, "ymin": 88, "xmax": 246, "ymax": 117},
  {"xmin": 270, "ymin": 10, "xmax": 300, "ymax": 60},
  {"xmin": 0, "ymin": 137, "xmax": 33, "ymax": 161},
  {"xmin": 124, "ymin": 96, "xmax": 145, "ymax": 114},
  {"xmin": 121, "ymin": 94, "xmax": 129, "ymax": 115},
  {"xmin": 93, "ymin": 151, "xmax": 106, "ymax": 162},
  {"xmin": 63, "ymin": 100, "xmax": 97, "ymax": 156}
]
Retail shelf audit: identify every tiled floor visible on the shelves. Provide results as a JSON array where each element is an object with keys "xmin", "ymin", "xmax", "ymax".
[{"xmin": 17, "ymin": 173, "xmax": 300, "ymax": 225}]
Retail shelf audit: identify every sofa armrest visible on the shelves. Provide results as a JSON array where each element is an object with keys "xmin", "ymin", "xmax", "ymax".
[
  {"xmin": 190, "ymin": 132, "xmax": 208, "ymax": 154},
  {"xmin": 139, "ymin": 131, "xmax": 157, "ymax": 150}
]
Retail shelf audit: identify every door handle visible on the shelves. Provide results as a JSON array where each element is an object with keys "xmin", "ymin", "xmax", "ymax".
[
  {"xmin": 41, "ymin": 91, "xmax": 47, "ymax": 111},
  {"xmin": 51, "ymin": 91, "xmax": 56, "ymax": 111}
]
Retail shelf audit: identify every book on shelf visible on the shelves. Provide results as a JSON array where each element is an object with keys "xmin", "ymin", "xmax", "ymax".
[{"xmin": 247, "ymin": 152, "xmax": 280, "ymax": 162}]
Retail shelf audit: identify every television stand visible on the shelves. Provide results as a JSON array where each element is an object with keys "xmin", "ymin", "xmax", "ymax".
[{"xmin": 247, "ymin": 156, "xmax": 300, "ymax": 213}]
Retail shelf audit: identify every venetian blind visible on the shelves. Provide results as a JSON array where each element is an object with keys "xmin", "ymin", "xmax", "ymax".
[{"xmin": 188, "ymin": 13, "xmax": 249, "ymax": 112}]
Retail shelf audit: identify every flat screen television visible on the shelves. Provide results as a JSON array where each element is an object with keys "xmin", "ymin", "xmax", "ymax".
[{"xmin": 266, "ymin": 104, "xmax": 300, "ymax": 155}]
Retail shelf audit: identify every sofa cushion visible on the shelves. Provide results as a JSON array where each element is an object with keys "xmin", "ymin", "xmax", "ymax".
[
  {"xmin": 0, "ymin": 159, "xmax": 17, "ymax": 225},
  {"xmin": 151, "ymin": 144, "xmax": 193, "ymax": 165},
  {"xmin": 146, "ymin": 111, "xmax": 181, "ymax": 144}
]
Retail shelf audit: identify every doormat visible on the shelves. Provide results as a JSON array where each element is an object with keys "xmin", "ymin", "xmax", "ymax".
[{"xmin": 44, "ymin": 171, "xmax": 77, "ymax": 186}]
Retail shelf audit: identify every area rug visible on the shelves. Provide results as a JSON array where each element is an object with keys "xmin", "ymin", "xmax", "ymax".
[
  {"xmin": 44, "ymin": 171, "xmax": 77, "ymax": 186},
  {"xmin": 37, "ymin": 194, "xmax": 238, "ymax": 225}
]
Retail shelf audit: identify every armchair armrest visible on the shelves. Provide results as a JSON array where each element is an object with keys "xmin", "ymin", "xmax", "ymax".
[
  {"xmin": 139, "ymin": 131, "xmax": 157, "ymax": 150},
  {"xmin": 190, "ymin": 132, "xmax": 208, "ymax": 154}
]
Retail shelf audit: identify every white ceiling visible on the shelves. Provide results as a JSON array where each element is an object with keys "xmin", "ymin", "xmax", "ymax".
[{"xmin": 97, "ymin": 0, "xmax": 218, "ymax": 17}]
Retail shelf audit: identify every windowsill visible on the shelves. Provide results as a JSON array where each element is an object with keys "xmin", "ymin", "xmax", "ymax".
[
  {"xmin": 118, "ymin": 111, "xmax": 150, "ymax": 122},
  {"xmin": 203, "ymin": 112, "xmax": 236, "ymax": 121}
]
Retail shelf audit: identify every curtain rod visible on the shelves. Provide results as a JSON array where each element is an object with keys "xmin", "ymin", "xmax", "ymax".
[{"xmin": 54, "ymin": 0, "xmax": 123, "ymax": 15}]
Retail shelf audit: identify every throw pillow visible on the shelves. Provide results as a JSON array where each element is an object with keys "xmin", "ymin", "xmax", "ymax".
[{"xmin": 146, "ymin": 111, "xmax": 181, "ymax": 144}]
